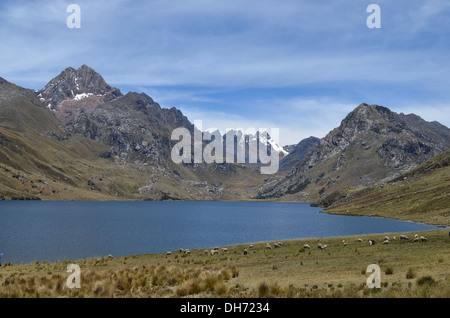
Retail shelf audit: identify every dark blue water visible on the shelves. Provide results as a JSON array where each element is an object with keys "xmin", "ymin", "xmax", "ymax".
[{"xmin": 0, "ymin": 200, "xmax": 438, "ymax": 264}]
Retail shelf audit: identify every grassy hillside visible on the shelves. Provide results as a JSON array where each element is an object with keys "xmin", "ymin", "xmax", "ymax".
[
  {"xmin": 0, "ymin": 127, "xmax": 266, "ymax": 202},
  {"xmin": 321, "ymin": 151, "xmax": 450, "ymax": 226}
]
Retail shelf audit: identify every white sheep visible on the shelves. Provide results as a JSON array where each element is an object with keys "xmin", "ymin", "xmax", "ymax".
[
  {"xmin": 384, "ymin": 236, "xmax": 390, "ymax": 241},
  {"xmin": 243, "ymin": 249, "xmax": 248, "ymax": 255},
  {"xmin": 383, "ymin": 240, "xmax": 389, "ymax": 245},
  {"xmin": 357, "ymin": 238, "xmax": 363, "ymax": 243},
  {"xmin": 420, "ymin": 236, "xmax": 427, "ymax": 242},
  {"xmin": 303, "ymin": 244, "xmax": 310, "ymax": 249},
  {"xmin": 184, "ymin": 249, "xmax": 191, "ymax": 254},
  {"xmin": 274, "ymin": 243, "xmax": 280, "ymax": 248},
  {"xmin": 221, "ymin": 247, "xmax": 228, "ymax": 253},
  {"xmin": 343, "ymin": 240, "xmax": 347, "ymax": 246},
  {"xmin": 266, "ymin": 243, "xmax": 272, "ymax": 250},
  {"xmin": 369, "ymin": 240, "xmax": 375, "ymax": 245},
  {"xmin": 248, "ymin": 244, "xmax": 254, "ymax": 249},
  {"xmin": 166, "ymin": 251, "xmax": 172, "ymax": 256},
  {"xmin": 318, "ymin": 243, "xmax": 323, "ymax": 249},
  {"xmin": 400, "ymin": 235, "xmax": 409, "ymax": 240},
  {"xmin": 210, "ymin": 249, "xmax": 217, "ymax": 255}
]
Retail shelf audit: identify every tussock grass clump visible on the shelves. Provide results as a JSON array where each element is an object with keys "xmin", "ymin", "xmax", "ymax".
[
  {"xmin": 417, "ymin": 276, "xmax": 436, "ymax": 286},
  {"xmin": 406, "ymin": 268, "xmax": 416, "ymax": 279},
  {"xmin": 257, "ymin": 282, "xmax": 270, "ymax": 298}
]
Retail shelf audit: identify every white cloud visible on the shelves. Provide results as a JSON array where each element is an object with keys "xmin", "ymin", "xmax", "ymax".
[{"xmin": 0, "ymin": 0, "xmax": 448, "ymax": 138}]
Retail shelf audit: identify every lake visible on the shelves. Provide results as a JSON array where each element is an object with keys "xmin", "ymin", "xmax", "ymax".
[{"xmin": 0, "ymin": 200, "xmax": 438, "ymax": 264}]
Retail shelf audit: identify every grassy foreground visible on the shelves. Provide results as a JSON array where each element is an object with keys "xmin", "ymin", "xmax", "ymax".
[{"xmin": 0, "ymin": 229, "xmax": 449, "ymax": 298}]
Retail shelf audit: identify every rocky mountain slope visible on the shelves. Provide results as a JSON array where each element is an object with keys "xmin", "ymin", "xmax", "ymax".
[
  {"xmin": 279, "ymin": 136, "xmax": 320, "ymax": 172},
  {"xmin": 256, "ymin": 103, "xmax": 450, "ymax": 202},
  {"xmin": 0, "ymin": 67, "xmax": 269, "ymax": 201},
  {"xmin": 67, "ymin": 91, "xmax": 192, "ymax": 165},
  {"xmin": 321, "ymin": 149, "xmax": 450, "ymax": 225}
]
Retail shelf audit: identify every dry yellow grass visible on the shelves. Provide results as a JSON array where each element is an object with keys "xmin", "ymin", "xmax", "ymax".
[{"xmin": 1, "ymin": 229, "xmax": 449, "ymax": 298}]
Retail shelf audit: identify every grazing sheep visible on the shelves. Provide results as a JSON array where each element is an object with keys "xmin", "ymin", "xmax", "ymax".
[
  {"xmin": 303, "ymin": 244, "xmax": 310, "ymax": 249},
  {"xmin": 342, "ymin": 240, "xmax": 347, "ymax": 246},
  {"xmin": 384, "ymin": 236, "xmax": 390, "ymax": 241},
  {"xmin": 204, "ymin": 250, "xmax": 209, "ymax": 255},
  {"xmin": 323, "ymin": 245, "xmax": 328, "ymax": 249},
  {"xmin": 400, "ymin": 235, "xmax": 409, "ymax": 240},
  {"xmin": 420, "ymin": 236, "xmax": 427, "ymax": 242},
  {"xmin": 179, "ymin": 248, "xmax": 184, "ymax": 253},
  {"xmin": 369, "ymin": 240, "xmax": 375, "ymax": 245},
  {"xmin": 166, "ymin": 251, "xmax": 172, "ymax": 256},
  {"xmin": 248, "ymin": 244, "xmax": 254, "ymax": 249},
  {"xmin": 266, "ymin": 243, "xmax": 272, "ymax": 250},
  {"xmin": 357, "ymin": 238, "xmax": 363, "ymax": 243},
  {"xmin": 277, "ymin": 242, "xmax": 283, "ymax": 246},
  {"xmin": 243, "ymin": 249, "xmax": 248, "ymax": 255},
  {"xmin": 413, "ymin": 237, "xmax": 420, "ymax": 243},
  {"xmin": 210, "ymin": 249, "xmax": 217, "ymax": 255},
  {"xmin": 221, "ymin": 247, "xmax": 228, "ymax": 253},
  {"xmin": 318, "ymin": 243, "xmax": 323, "ymax": 249},
  {"xmin": 184, "ymin": 249, "xmax": 191, "ymax": 254},
  {"xmin": 107, "ymin": 254, "xmax": 114, "ymax": 259},
  {"xmin": 393, "ymin": 236, "xmax": 396, "ymax": 240},
  {"xmin": 383, "ymin": 240, "xmax": 389, "ymax": 245},
  {"xmin": 274, "ymin": 243, "xmax": 280, "ymax": 248}
]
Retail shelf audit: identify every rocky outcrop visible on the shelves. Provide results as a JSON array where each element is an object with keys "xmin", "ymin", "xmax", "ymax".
[
  {"xmin": 279, "ymin": 136, "xmax": 320, "ymax": 171},
  {"xmin": 67, "ymin": 91, "xmax": 193, "ymax": 166}
]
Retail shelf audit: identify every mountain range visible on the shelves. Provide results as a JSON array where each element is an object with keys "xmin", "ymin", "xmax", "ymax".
[{"xmin": 1, "ymin": 65, "xmax": 449, "ymax": 214}]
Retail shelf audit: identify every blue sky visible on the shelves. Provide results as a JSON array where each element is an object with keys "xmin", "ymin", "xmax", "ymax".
[{"xmin": 1, "ymin": 0, "xmax": 449, "ymax": 145}]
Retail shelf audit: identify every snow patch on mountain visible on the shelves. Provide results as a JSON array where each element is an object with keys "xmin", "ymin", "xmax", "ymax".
[{"xmin": 74, "ymin": 93, "xmax": 93, "ymax": 101}]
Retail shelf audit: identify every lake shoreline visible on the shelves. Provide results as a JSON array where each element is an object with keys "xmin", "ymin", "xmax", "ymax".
[
  {"xmin": 1, "ymin": 200, "xmax": 441, "ymax": 265},
  {"xmin": 4, "ymin": 197, "xmax": 445, "ymax": 226}
]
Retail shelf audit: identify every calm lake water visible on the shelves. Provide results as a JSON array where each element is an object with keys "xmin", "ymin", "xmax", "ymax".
[{"xmin": 0, "ymin": 200, "xmax": 438, "ymax": 264}]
